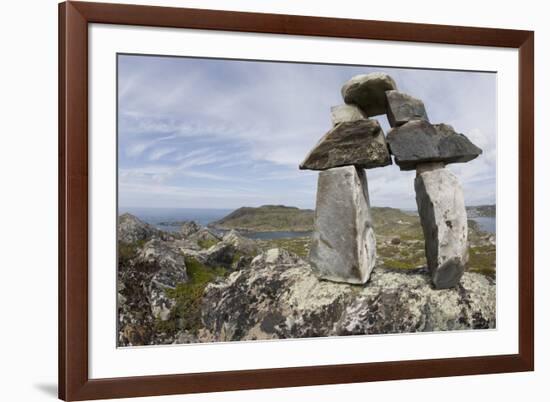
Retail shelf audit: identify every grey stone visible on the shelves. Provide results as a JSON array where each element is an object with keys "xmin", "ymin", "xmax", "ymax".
[
  {"xmin": 199, "ymin": 252, "xmax": 495, "ymax": 342},
  {"xmin": 299, "ymin": 119, "xmax": 391, "ymax": 170},
  {"xmin": 118, "ymin": 213, "xmax": 159, "ymax": 244},
  {"xmin": 179, "ymin": 221, "xmax": 202, "ymax": 237},
  {"xmin": 341, "ymin": 72, "xmax": 397, "ymax": 116},
  {"xmin": 385, "ymin": 90, "xmax": 429, "ymax": 127},
  {"xmin": 415, "ymin": 164, "xmax": 469, "ymax": 289},
  {"xmin": 135, "ymin": 239, "xmax": 188, "ymax": 320},
  {"xmin": 202, "ymin": 230, "xmax": 261, "ymax": 269},
  {"xmin": 188, "ymin": 227, "xmax": 221, "ymax": 245},
  {"xmin": 330, "ymin": 104, "xmax": 367, "ymax": 125},
  {"xmin": 386, "ymin": 120, "xmax": 482, "ymax": 170},
  {"xmin": 251, "ymin": 247, "xmax": 302, "ymax": 268},
  {"xmin": 222, "ymin": 230, "xmax": 260, "ymax": 256},
  {"xmin": 309, "ymin": 166, "xmax": 376, "ymax": 284}
]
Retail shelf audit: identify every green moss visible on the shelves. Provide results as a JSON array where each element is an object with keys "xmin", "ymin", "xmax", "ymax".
[
  {"xmin": 154, "ymin": 318, "xmax": 176, "ymax": 334},
  {"xmin": 166, "ymin": 257, "xmax": 227, "ymax": 334},
  {"xmin": 469, "ymin": 266, "xmax": 496, "ymax": 279},
  {"xmin": 257, "ymin": 237, "xmax": 310, "ymax": 258},
  {"xmin": 197, "ymin": 238, "xmax": 219, "ymax": 250},
  {"xmin": 377, "ymin": 245, "xmax": 400, "ymax": 258},
  {"xmin": 231, "ymin": 251, "xmax": 243, "ymax": 265},
  {"xmin": 118, "ymin": 239, "xmax": 147, "ymax": 267},
  {"xmin": 468, "ymin": 243, "xmax": 496, "ymax": 279},
  {"xmin": 382, "ymin": 259, "xmax": 418, "ymax": 270}
]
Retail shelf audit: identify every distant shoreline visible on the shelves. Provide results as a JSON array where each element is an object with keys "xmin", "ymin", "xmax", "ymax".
[{"xmin": 121, "ymin": 204, "xmax": 496, "ymax": 236}]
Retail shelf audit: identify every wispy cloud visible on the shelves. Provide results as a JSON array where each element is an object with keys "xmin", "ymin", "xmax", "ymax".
[{"xmin": 118, "ymin": 55, "xmax": 496, "ymax": 209}]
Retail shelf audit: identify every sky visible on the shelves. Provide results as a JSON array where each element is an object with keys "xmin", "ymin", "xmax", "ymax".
[{"xmin": 118, "ymin": 54, "xmax": 497, "ymax": 210}]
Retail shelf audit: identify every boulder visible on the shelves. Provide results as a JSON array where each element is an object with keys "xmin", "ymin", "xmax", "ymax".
[
  {"xmin": 341, "ymin": 72, "xmax": 397, "ymax": 117},
  {"xmin": 385, "ymin": 90, "xmax": 429, "ymax": 127},
  {"xmin": 135, "ymin": 239, "xmax": 188, "ymax": 320},
  {"xmin": 299, "ymin": 119, "xmax": 391, "ymax": 171},
  {"xmin": 180, "ymin": 221, "xmax": 202, "ymax": 237},
  {"xmin": 251, "ymin": 247, "xmax": 302, "ymax": 267},
  {"xmin": 202, "ymin": 231, "xmax": 260, "ymax": 269},
  {"xmin": 415, "ymin": 163, "xmax": 469, "ymax": 289},
  {"xmin": 386, "ymin": 120, "xmax": 482, "ymax": 170},
  {"xmin": 136, "ymin": 239, "xmax": 188, "ymax": 285},
  {"xmin": 330, "ymin": 104, "xmax": 367, "ymax": 125},
  {"xmin": 202, "ymin": 242, "xmax": 237, "ymax": 268},
  {"xmin": 188, "ymin": 227, "xmax": 221, "ymax": 248},
  {"xmin": 200, "ymin": 252, "xmax": 495, "ymax": 342},
  {"xmin": 309, "ymin": 166, "xmax": 376, "ymax": 284},
  {"xmin": 118, "ymin": 213, "xmax": 159, "ymax": 244},
  {"xmin": 222, "ymin": 230, "xmax": 260, "ymax": 256}
]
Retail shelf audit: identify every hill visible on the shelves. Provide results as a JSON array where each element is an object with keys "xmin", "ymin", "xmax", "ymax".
[
  {"xmin": 209, "ymin": 205, "xmax": 314, "ymax": 232},
  {"xmin": 209, "ymin": 204, "xmax": 424, "ymax": 234}
]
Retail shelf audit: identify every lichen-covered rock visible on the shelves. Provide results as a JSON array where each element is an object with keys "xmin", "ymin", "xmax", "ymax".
[
  {"xmin": 310, "ymin": 166, "xmax": 376, "ymax": 284},
  {"xmin": 188, "ymin": 227, "xmax": 221, "ymax": 248},
  {"xmin": 200, "ymin": 250, "xmax": 495, "ymax": 342},
  {"xmin": 202, "ymin": 242, "xmax": 238, "ymax": 268},
  {"xmin": 386, "ymin": 120, "xmax": 482, "ymax": 170},
  {"xmin": 415, "ymin": 164, "xmax": 469, "ymax": 289},
  {"xmin": 222, "ymin": 230, "xmax": 260, "ymax": 256},
  {"xmin": 201, "ymin": 230, "xmax": 260, "ymax": 269},
  {"xmin": 135, "ymin": 239, "xmax": 188, "ymax": 320},
  {"xmin": 251, "ymin": 247, "xmax": 302, "ymax": 267},
  {"xmin": 385, "ymin": 90, "xmax": 429, "ymax": 127},
  {"xmin": 299, "ymin": 119, "xmax": 391, "ymax": 171},
  {"xmin": 180, "ymin": 220, "xmax": 202, "ymax": 237},
  {"xmin": 118, "ymin": 213, "xmax": 159, "ymax": 244},
  {"xmin": 341, "ymin": 72, "xmax": 397, "ymax": 116},
  {"xmin": 330, "ymin": 104, "xmax": 367, "ymax": 126},
  {"xmin": 118, "ymin": 267, "xmax": 156, "ymax": 346},
  {"xmin": 336, "ymin": 267, "xmax": 495, "ymax": 334}
]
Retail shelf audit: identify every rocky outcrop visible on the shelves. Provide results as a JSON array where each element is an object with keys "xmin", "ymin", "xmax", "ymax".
[
  {"xmin": 193, "ymin": 229, "xmax": 261, "ymax": 270},
  {"xmin": 299, "ymin": 120, "xmax": 391, "ymax": 170},
  {"xmin": 200, "ymin": 249, "xmax": 496, "ymax": 342},
  {"xmin": 341, "ymin": 72, "xmax": 397, "ymax": 116},
  {"xmin": 135, "ymin": 239, "xmax": 188, "ymax": 320},
  {"xmin": 385, "ymin": 90, "xmax": 429, "ymax": 127},
  {"xmin": 187, "ymin": 227, "xmax": 221, "ymax": 246},
  {"xmin": 330, "ymin": 104, "xmax": 367, "ymax": 126},
  {"xmin": 415, "ymin": 164, "xmax": 469, "ymax": 288},
  {"xmin": 118, "ymin": 213, "xmax": 159, "ymax": 244},
  {"xmin": 386, "ymin": 120, "xmax": 482, "ymax": 171},
  {"xmin": 180, "ymin": 220, "xmax": 202, "ymax": 237},
  {"xmin": 222, "ymin": 230, "xmax": 260, "ymax": 256},
  {"xmin": 309, "ymin": 166, "xmax": 376, "ymax": 284}
]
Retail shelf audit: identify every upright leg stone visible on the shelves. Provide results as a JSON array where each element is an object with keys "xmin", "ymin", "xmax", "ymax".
[
  {"xmin": 414, "ymin": 163, "xmax": 469, "ymax": 289},
  {"xmin": 309, "ymin": 166, "xmax": 376, "ymax": 284}
]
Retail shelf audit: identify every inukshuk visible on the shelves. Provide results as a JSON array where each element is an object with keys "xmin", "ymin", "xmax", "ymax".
[
  {"xmin": 385, "ymin": 90, "xmax": 482, "ymax": 288},
  {"xmin": 300, "ymin": 72, "xmax": 482, "ymax": 289},
  {"xmin": 299, "ymin": 73, "xmax": 395, "ymax": 284}
]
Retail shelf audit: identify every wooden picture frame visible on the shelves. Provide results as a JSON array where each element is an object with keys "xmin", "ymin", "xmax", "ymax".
[{"xmin": 59, "ymin": 1, "xmax": 534, "ymax": 400}]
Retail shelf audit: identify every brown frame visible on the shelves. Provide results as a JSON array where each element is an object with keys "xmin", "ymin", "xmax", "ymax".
[{"xmin": 59, "ymin": 1, "xmax": 534, "ymax": 400}]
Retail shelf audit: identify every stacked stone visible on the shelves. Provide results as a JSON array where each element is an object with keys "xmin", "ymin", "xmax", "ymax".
[
  {"xmin": 384, "ymin": 90, "xmax": 482, "ymax": 289},
  {"xmin": 300, "ymin": 73, "xmax": 396, "ymax": 284},
  {"xmin": 300, "ymin": 72, "xmax": 482, "ymax": 290}
]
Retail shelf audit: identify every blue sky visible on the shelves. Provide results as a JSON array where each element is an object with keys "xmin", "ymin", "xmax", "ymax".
[{"xmin": 118, "ymin": 54, "xmax": 496, "ymax": 210}]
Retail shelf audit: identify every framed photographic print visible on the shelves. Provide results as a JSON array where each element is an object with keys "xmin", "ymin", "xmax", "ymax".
[{"xmin": 59, "ymin": 1, "xmax": 534, "ymax": 400}]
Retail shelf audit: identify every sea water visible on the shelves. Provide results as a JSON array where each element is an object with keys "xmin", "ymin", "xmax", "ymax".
[{"xmin": 119, "ymin": 207, "xmax": 311, "ymax": 239}]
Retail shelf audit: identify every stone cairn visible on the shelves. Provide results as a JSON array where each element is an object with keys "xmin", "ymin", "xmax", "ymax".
[{"xmin": 300, "ymin": 73, "xmax": 482, "ymax": 289}]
